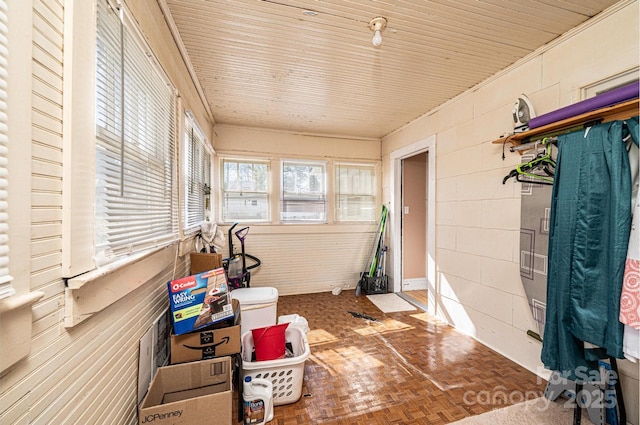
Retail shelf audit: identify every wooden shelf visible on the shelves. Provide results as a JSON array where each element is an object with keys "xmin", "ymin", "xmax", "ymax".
[{"xmin": 492, "ymin": 98, "xmax": 639, "ymax": 148}]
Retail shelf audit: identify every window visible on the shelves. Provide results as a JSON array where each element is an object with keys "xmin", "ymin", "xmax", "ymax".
[
  {"xmin": 94, "ymin": 0, "xmax": 178, "ymax": 266},
  {"xmin": 281, "ymin": 160, "xmax": 326, "ymax": 223},
  {"xmin": 183, "ymin": 112, "xmax": 211, "ymax": 232},
  {"xmin": 221, "ymin": 158, "xmax": 270, "ymax": 222},
  {"xmin": 335, "ymin": 162, "xmax": 377, "ymax": 222},
  {"xmin": 581, "ymin": 67, "xmax": 639, "ymax": 99},
  {"xmin": 0, "ymin": 0, "xmax": 13, "ymax": 300}
]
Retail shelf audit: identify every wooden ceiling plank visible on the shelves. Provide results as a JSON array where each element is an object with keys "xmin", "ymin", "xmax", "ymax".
[
  {"xmin": 169, "ymin": 0, "xmax": 559, "ymax": 50},
  {"xmin": 164, "ymin": 0, "xmax": 621, "ymax": 138}
]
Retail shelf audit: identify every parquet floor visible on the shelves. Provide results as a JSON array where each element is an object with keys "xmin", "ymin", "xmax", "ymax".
[
  {"xmin": 235, "ymin": 291, "xmax": 546, "ymax": 425},
  {"xmin": 401, "ymin": 290, "xmax": 429, "ymax": 308}
]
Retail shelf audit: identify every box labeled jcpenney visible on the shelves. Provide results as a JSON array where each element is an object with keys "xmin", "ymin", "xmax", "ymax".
[
  {"xmin": 168, "ymin": 268, "xmax": 233, "ymax": 336},
  {"xmin": 139, "ymin": 356, "xmax": 232, "ymax": 425}
]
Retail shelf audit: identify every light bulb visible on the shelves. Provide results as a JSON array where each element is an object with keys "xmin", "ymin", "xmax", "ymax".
[{"xmin": 372, "ymin": 30, "xmax": 382, "ymax": 47}]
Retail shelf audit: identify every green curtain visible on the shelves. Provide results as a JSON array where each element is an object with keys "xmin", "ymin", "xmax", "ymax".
[{"xmin": 542, "ymin": 119, "xmax": 635, "ymax": 380}]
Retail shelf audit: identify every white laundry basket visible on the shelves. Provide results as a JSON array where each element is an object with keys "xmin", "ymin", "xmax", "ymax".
[{"xmin": 241, "ymin": 326, "xmax": 310, "ymax": 406}]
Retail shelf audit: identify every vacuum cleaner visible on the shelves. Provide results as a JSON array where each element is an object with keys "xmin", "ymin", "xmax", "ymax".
[{"xmin": 224, "ymin": 222, "xmax": 261, "ymax": 289}]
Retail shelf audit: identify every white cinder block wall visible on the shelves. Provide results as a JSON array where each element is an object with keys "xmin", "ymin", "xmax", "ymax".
[{"xmin": 382, "ymin": 1, "xmax": 639, "ymax": 422}]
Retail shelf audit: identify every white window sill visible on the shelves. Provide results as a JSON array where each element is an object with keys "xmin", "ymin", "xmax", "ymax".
[
  {"xmin": 64, "ymin": 242, "xmax": 179, "ymax": 328},
  {"xmin": 0, "ymin": 290, "xmax": 45, "ymax": 372},
  {"xmin": 0, "ymin": 290, "xmax": 44, "ymax": 313}
]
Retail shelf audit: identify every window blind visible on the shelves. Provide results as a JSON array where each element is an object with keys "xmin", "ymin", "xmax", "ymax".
[
  {"xmin": 0, "ymin": 0, "xmax": 13, "ymax": 299},
  {"xmin": 95, "ymin": 0, "xmax": 177, "ymax": 266},
  {"xmin": 281, "ymin": 160, "xmax": 326, "ymax": 222},
  {"xmin": 335, "ymin": 163, "xmax": 376, "ymax": 222},
  {"xmin": 183, "ymin": 112, "xmax": 210, "ymax": 232}
]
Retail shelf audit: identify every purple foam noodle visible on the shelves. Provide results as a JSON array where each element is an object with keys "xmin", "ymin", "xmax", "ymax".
[{"xmin": 528, "ymin": 81, "xmax": 639, "ymax": 129}]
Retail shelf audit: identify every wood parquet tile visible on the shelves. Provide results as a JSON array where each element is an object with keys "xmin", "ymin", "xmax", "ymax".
[{"xmin": 234, "ymin": 291, "xmax": 546, "ymax": 424}]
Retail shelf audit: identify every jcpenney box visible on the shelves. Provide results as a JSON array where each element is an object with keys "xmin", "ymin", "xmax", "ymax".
[
  {"xmin": 170, "ymin": 299, "xmax": 241, "ymax": 364},
  {"xmin": 168, "ymin": 268, "xmax": 234, "ymax": 336},
  {"xmin": 139, "ymin": 356, "xmax": 232, "ymax": 425}
]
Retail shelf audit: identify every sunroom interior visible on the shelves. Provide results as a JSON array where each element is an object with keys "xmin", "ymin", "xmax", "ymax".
[{"xmin": 0, "ymin": 0, "xmax": 639, "ymax": 424}]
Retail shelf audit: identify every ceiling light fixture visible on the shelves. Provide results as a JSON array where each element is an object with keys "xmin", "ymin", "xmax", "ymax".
[{"xmin": 368, "ymin": 17, "xmax": 387, "ymax": 47}]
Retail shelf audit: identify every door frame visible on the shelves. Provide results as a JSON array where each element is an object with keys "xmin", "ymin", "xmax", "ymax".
[{"xmin": 389, "ymin": 135, "xmax": 436, "ymax": 315}]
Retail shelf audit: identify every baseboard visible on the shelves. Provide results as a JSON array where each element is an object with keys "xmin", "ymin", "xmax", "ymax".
[{"xmin": 402, "ymin": 277, "xmax": 428, "ymax": 291}]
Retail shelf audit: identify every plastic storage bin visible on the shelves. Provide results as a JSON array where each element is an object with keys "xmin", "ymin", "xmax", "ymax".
[
  {"xmin": 231, "ymin": 287, "xmax": 278, "ymax": 336},
  {"xmin": 241, "ymin": 326, "xmax": 310, "ymax": 406},
  {"xmin": 362, "ymin": 275, "xmax": 388, "ymax": 294},
  {"xmin": 278, "ymin": 314, "xmax": 309, "ymax": 334}
]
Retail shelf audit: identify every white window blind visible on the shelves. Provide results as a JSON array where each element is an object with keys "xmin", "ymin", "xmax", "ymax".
[
  {"xmin": 95, "ymin": 0, "xmax": 178, "ymax": 266},
  {"xmin": 281, "ymin": 159, "xmax": 326, "ymax": 223},
  {"xmin": 0, "ymin": 0, "xmax": 13, "ymax": 300},
  {"xmin": 221, "ymin": 158, "xmax": 270, "ymax": 222},
  {"xmin": 335, "ymin": 162, "xmax": 377, "ymax": 222},
  {"xmin": 183, "ymin": 112, "xmax": 211, "ymax": 232}
]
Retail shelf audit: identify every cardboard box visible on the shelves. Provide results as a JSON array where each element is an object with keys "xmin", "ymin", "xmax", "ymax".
[
  {"xmin": 190, "ymin": 252, "xmax": 223, "ymax": 275},
  {"xmin": 168, "ymin": 268, "xmax": 234, "ymax": 336},
  {"xmin": 170, "ymin": 299, "xmax": 241, "ymax": 364},
  {"xmin": 139, "ymin": 357, "xmax": 232, "ymax": 425}
]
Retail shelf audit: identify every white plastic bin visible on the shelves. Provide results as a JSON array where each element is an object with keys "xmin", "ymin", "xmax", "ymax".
[
  {"xmin": 241, "ymin": 326, "xmax": 310, "ymax": 406},
  {"xmin": 231, "ymin": 287, "xmax": 279, "ymax": 336},
  {"xmin": 278, "ymin": 314, "xmax": 309, "ymax": 334}
]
